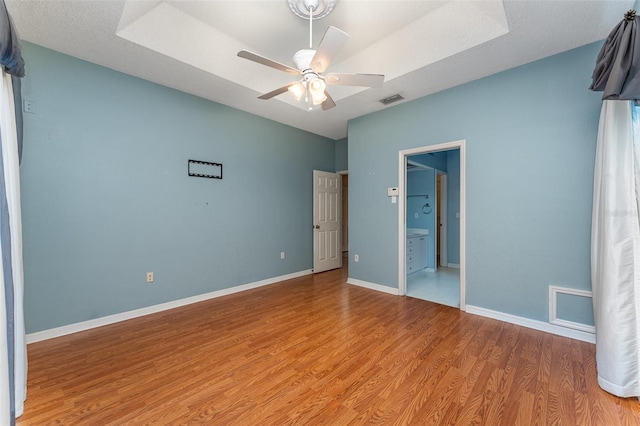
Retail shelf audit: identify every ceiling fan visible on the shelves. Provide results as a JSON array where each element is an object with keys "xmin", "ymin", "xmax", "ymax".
[{"xmin": 237, "ymin": 0, "xmax": 384, "ymax": 111}]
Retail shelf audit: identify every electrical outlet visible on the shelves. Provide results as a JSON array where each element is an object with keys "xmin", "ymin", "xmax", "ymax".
[
  {"xmin": 23, "ymin": 100, "xmax": 35, "ymax": 114},
  {"xmin": 146, "ymin": 272, "xmax": 154, "ymax": 283},
  {"xmin": 354, "ymin": 254, "xmax": 359, "ymax": 262},
  {"xmin": 280, "ymin": 251, "xmax": 285, "ymax": 260}
]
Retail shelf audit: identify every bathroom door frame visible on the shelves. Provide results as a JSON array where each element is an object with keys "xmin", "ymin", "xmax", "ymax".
[{"xmin": 397, "ymin": 140, "xmax": 466, "ymax": 310}]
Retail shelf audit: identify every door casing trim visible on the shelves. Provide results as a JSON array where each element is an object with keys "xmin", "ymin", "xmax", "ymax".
[{"xmin": 397, "ymin": 140, "xmax": 466, "ymax": 310}]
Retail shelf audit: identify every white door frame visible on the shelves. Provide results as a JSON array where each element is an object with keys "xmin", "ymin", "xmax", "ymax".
[
  {"xmin": 398, "ymin": 140, "xmax": 466, "ymax": 310},
  {"xmin": 437, "ymin": 172, "xmax": 448, "ymax": 267},
  {"xmin": 337, "ymin": 170, "xmax": 348, "ymax": 253}
]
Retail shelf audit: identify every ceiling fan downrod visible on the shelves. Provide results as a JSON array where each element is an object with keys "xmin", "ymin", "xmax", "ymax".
[
  {"xmin": 307, "ymin": 0, "xmax": 317, "ymax": 48},
  {"xmin": 304, "ymin": 0, "xmax": 317, "ymax": 105}
]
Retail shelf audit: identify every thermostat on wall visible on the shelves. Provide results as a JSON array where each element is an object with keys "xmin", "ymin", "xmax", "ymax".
[{"xmin": 387, "ymin": 187, "xmax": 399, "ymax": 197}]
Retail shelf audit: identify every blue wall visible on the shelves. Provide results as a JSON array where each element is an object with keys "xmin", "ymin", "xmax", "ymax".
[
  {"xmin": 446, "ymin": 149, "xmax": 460, "ymax": 264},
  {"xmin": 406, "ymin": 149, "xmax": 460, "ymax": 269},
  {"xmin": 20, "ymin": 43, "xmax": 335, "ymax": 333},
  {"xmin": 407, "ymin": 153, "xmax": 448, "ymax": 171},
  {"xmin": 406, "ymin": 169, "xmax": 436, "ymax": 269},
  {"xmin": 348, "ymin": 42, "xmax": 601, "ymax": 323},
  {"xmin": 334, "ymin": 137, "xmax": 348, "ymax": 171}
]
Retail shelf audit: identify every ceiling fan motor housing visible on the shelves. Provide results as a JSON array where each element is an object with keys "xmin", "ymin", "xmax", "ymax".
[{"xmin": 293, "ymin": 49, "xmax": 317, "ymax": 72}]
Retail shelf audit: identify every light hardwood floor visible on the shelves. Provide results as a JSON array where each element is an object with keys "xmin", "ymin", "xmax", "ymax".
[{"xmin": 18, "ymin": 264, "xmax": 640, "ymax": 425}]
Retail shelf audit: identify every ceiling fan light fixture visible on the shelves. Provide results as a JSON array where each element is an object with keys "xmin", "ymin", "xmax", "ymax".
[
  {"xmin": 309, "ymin": 78, "xmax": 327, "ymax": 104},
  {"xmin": 311, "ymin": 92, "xmax": 327, "ymax": 105},
  {"xmin": 288, "ymin": 82, "xmax": 306, "ymax": 101},
  {"xmin": 309, "ymin": 78, "xmax": 325, "ymax": 92}
]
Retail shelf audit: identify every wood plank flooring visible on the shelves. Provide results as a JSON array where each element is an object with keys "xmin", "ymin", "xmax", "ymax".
[{"xmin": 18, "ymin": 265, "xmax": 640, "ymax": 425}]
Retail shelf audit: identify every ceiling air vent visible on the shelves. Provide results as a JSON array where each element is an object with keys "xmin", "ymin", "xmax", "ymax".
[{"xmin": 379, "ymin": 94, "xmax": 404, "ymax": 105}]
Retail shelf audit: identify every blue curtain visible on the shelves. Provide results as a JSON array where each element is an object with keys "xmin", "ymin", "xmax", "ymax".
[{"xmin": 0, "ymin": 1, "xmax": 23, "ymax": 424}]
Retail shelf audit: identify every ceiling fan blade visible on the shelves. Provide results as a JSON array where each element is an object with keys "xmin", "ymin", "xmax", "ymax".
[
  {"xmin": 324, "ymin": 73, "xmax": 385, "ymax": 87},
  {"xmin": 258, "ymin": 83, "xmax": 296, "ymax": 100},
  {"xmin": 311, "ymin": 26, "xmax": 349, "ymax": 73},
  {"xmin": 321, "ymin": 90, "xmax": 336, "ymax": 110},
  {"xmin": 237, "ymin": 50, "xmax": 300, "ymax": 75}
]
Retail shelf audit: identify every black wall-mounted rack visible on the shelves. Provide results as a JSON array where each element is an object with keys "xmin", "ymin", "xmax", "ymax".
[{"xmin": 188, "ymin": 159, "xmax": 223, "ymax": 180}]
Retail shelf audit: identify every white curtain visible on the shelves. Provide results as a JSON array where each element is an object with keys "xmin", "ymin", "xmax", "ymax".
[
  {"xmin": 0, "ymin": 69, "xmax": 26, "ymax": 419},
  {"xmin": 0, "ymin": 215, "xmax": 8, "ymax": 425},
  {"xmin": 592, "ymin": 99, "xmax": 640, "ymax": 397}
]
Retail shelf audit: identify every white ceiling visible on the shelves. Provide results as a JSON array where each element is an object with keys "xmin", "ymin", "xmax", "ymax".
[{"xmin": 6, "ymin": 0, "xmax": 633, "ymax": 140}]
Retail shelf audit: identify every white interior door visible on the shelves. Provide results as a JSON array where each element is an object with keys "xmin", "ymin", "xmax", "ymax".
[{"xmin": 313, "ymin": 170, "xmax": 342, "ymax": 273}]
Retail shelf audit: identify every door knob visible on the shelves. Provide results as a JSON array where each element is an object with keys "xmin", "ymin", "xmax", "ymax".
[{"xmin": 314, "ymin": 225, "xmax": 320, "ymax": 229}]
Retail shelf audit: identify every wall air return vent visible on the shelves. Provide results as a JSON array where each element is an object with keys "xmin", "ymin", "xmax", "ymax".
[{"xmin": 379, "ymin": 94, "xmax": 404, "ymax": 105}]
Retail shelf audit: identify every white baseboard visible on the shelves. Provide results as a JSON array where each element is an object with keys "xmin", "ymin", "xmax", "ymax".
[
  {"xmin": 447, "ymin": 263, "xmax": 460, "ymax": 269},
  {"xmin": 465, "ymin": 305, "xmax": 595, "ymax": 344},
  {"xmin": 346, "ymin": 278, "xmax": 399, "ymax": 295},
  {"xmin": 26, "ymin": 269, "xmax": 313, "ymax": 344}
]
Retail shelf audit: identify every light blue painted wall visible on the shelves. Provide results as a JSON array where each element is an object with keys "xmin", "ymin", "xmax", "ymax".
[
  {"xmin": 348, "ymin": 42, "xmax": 602, "ymax": 323},
  {"xmin": 446, "ymin": 149, "xmax": 460, "ymax": 264},
  {"xmin": 434, "ymin": 152, "xmax": 448, "ymax": 171},
  {"xmin": 556, "ymin": 293, "xmax": 594, "ymax": 326},
  {"xmin": 407, "ymin": 153, "xmax": 448, "ymax": 171},
  {"xmin": 406, "ymin": 170, "xmax": 436, "ymax": 269},
  {"xmin": 334, "ymin": 137, "xmax": 348, "ymax": 172},
  {"xmin": 20, "ymin": 43, "xmax": 335, "ymax": 333}
]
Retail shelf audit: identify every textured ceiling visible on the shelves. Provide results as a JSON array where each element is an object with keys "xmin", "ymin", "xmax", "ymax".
[{"xmin": 6, "ymin": 0, "xmax": 633, "ymax": 140}]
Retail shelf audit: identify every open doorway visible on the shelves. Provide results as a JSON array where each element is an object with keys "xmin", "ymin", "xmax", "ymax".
[{"xmin": 398, "ymin": 140, "xmax": 466, "ymax": 310}]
